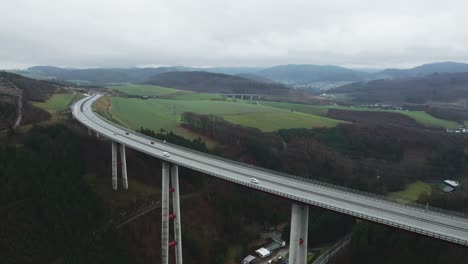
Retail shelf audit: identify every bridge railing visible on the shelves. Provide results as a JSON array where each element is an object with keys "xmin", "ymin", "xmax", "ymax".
[{"xmin": 85, "ymin": 96, "xmax": 468, "ymax": 220}]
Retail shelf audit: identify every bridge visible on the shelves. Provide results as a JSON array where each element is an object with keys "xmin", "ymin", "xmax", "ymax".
[
  {"xmin": 218, "ymin": 93, "xmax": 263, "ymax": 101},
  {"xmin": 72, "ymin": 94, "xmax": 468, "ymax": 264}
]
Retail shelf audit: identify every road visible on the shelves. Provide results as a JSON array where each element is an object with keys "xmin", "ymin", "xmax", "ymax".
[{"xmin": 72, "ymin": 94, "xmax": 468, "ymax": 246}]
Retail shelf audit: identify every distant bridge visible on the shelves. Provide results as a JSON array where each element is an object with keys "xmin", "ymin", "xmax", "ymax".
[
  {"xmin": 72, "ymin": 94, "xmax": 468, "ymax": 264},
  {"xmin": 218, "ymin": 93, "xmax": 263, "ymax": 101}
]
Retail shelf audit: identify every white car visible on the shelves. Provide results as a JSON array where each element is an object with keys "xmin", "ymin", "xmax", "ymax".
[
  {"xmin": 250, "ymin": 178, "xmax": 259, "ymax": 184},
  {"xmin": 163, "ymin": 151, "xmax": 170, "ymax": 157}
]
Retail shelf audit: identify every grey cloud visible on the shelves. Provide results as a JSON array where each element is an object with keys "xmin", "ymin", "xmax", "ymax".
[{"xmin": 1, "ymin": 0, "xmax": 468, "ymax": 69}]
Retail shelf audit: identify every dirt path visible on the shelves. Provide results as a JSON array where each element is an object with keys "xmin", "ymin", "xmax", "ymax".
[{"xmin": 4, "ymin": 79, "xmax": 23, "ymax": 130}]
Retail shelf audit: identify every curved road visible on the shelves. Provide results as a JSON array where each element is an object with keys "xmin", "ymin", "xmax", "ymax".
[{"xmin": 72, "ymin": 94, "xmax": 468, "ymax": 246}]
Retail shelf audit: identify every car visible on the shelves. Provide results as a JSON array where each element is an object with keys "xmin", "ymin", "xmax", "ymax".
[
  {"xmin": 250, "ymin": 178, "xmax": 259, "ymax": 184},
  {"xmin": 150, "ymin": 141, "xmax": 154, "ymax": 145},
  {"xmin": 125, "ymin": 132, "xmax": 129, "ymax": 135},
  {"xmin": 113, "ymin": 132, "xmax": 117, "ymax": 135},
  {"xmin": 163, "ymin": 151, "xmax": 170, "ymax": 157}
]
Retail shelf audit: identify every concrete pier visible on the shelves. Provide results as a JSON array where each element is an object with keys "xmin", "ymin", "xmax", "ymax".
[
  {"xmin": 161, "ymin": 161, "xmax": 170, "ymax": 264},
  {"xmin": 120, "ymin": 144, "xmax": 128, "ymax": 189},
  {"xmin": 288, "ymin": 203, "xmax": 309, "ymax": 264},
  {"xmin": 111, "ymin": 141, "xmax": 118, "ymax": 190},
  {"xmin": 171, "ymin": 165, "xmax": 183, "ymax": 264}
]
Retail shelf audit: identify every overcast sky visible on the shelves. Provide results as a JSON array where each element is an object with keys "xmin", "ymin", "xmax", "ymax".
[{"xmin": 1, "ymin": 0, "xmax": 468, "ymax": 69}]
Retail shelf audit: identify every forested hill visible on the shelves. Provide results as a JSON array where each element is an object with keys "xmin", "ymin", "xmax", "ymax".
[
  {"xmin": 373, "ymin": 62, "xmax": 468, "ymax": 79},
  {"xmin": 256, "ymin": 64, "xmax": 365, "ymax": 83},
  {"xmin": 143, "ymin": 71, "xmax": 291, "ymax": 94},
  {"xmin": 0, "ymin": 71, "xmax": 57, "ymax": 101},
  {"xmin": 331, "ymin": 71, "xmax": 468, "ymax": 103},
  {"xmin": 28, "ymin": 66, "xmax": 192, "ymax": 84}
]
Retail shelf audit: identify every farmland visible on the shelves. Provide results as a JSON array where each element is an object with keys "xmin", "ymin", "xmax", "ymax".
[
  {"xmin": 103, "ymin": 97, "xmax": 343, "ymax": 138},
  {"xmin": 109, "ymin": 84, "xmax": 179, "ymax": 96},
  {"xmin": 224, "ymin": 111, "xmax": 341, "ymax": 132},
  {"xmin": 262, "ymin": 101, "xmax": 458, "ymax": 129},
  {"xmin": 33, "ymin": 93, "xmax": 76, "ymax": 113}
]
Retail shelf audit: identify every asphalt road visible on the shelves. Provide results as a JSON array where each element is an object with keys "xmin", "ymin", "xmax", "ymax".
[{"xmin": 72, "ymin": 94, "xmax": 468, "ymax": 246}]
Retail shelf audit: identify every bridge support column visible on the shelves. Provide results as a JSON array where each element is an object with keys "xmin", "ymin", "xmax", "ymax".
[
  {"xmin": 96, "ymin": 132, "xmax": 100, "ymax": 138},
  {"xmin": 88, "ymin": 128, "xmax": 91, "ymax": 136},
  {"xmin": 250, "ymin": 95, "xmax": 253, "ymax": 102},
  {"xmin": 241, "ymin": 95, "xmax": 244, "ymax": 100},
  {"xmin": 161, "ymin": 161, "xmax": 170, "ymax": 264},
  {"xmin": 288, "ymin": 203, "xmax": 309, "ymax": 264},
  {"xmin": 120, "ymin": 144, "xmax": 128, "ymax": 190},
  {"xmin": 111, "ymin": 141, "xmax": 118, "ymax": 190},
  {"xmin": 171, "ymin": 165, "xmax": 183, "ymax": 264}
]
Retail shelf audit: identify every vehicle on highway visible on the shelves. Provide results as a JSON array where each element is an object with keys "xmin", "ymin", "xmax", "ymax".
[
  {"xmin": 125, "ymin": 132, "xmax": 129, "ymax": 135},
  {"xmin": 250, "ymin": 178, "xmax": 259, "ymax": 184},
  {"xmin": 150, "ymin": 141, "xmax": 154, "ymax": 145},
  {"xmin": 163, "ymin": 151, "xmax": 170, "ymax": 157}
]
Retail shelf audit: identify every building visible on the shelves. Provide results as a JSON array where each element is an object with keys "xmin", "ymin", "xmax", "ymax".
[
  {"xmin": 255, "ymin": 247, "xmax": 271, "ymax": 259},
  {"xmin": 242, "ymin": 255, "xmax": 256, "ymax": 264},
  {"xmin": 444, "ymin": 180, "xmax": 460, "ymax": 188}
]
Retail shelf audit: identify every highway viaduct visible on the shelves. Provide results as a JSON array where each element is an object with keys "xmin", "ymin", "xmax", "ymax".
[{"xmin": 73, "ymin": 94, "xmax": 468, "ymax": 264}]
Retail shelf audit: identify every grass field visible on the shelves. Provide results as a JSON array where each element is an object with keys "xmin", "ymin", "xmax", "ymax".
[
  {"xmin": 109, "ymin": 84, "xmax": 179, "ymax": 96},
  {"xmin": 107, "ymin": 97, "xmax": 342, "ymax": 136},
  {"xmin": 33, "ymin": 93, "xmax": 76, "ymax": 113},
  {"xmin": 389, "ymin": 181, "xmax": 432, "ymax": 202},
  {"xmin": 262, "ymin": 101, "xmax": 458, "ymax": 129},
  {"xmin": 224, "ymin": 111, "xmax": 341, "ymax": 132}
]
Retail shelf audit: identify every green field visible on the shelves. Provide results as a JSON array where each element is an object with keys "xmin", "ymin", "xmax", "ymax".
[
  {"xmin": 109, "ymin": 84, "xmax": 179, "ymax": 96},
  {"xmin": 262, "ymin": 101, "xmax": 458, "ymax": 129},
  {"xmin": 33, "ymin": 93, "xmax": 76, "ymax": 113},
  {"xmin": 107, "ymin": 97, "xmax": 342, "ymax": 137},
  {"xmin": 224, "ymin": 111, "xmax": 341, "ymax": 132},
  {"xmin": 389, "ymin": 181, "xmax": 432, "ymax": 202}
]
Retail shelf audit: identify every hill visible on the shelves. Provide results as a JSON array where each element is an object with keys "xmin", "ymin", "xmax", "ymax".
[
  {"xmin": 27, "ymin": 66, "xmax": 193, "ymax": 84},
  {"xmin": 331, "ymin": 72, "xmax": 468, "ymax": 104},
  {"xmin": 256, "ymin": 64, "xmax": 365, "ymax": 83},
  {"xmin": 143, "ymin": 71, "xmax": 290, "ymax": 94},
  {"xmin": 0, "ymin": 71, "xmax": 57, "ymax": 129},
  {"xmin": 374, "ymin": 62, "xmax": 468, "ymax": 79}
]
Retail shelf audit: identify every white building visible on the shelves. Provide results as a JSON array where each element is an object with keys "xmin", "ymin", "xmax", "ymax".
[
  {"xmin": 444, "ymin": 180, "xmax": 460, "ymax": 188},
  {"xmin": 255, "ymin": 247, "xmax": 271, "ymax": 259}
]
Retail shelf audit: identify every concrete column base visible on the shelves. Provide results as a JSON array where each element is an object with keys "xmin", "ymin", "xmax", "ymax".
[{"xmin": 288, "ymin": 203, "xmax": 309, "ymax": 264}]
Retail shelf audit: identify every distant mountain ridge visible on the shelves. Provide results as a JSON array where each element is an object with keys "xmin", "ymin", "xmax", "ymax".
[
  {"xmin": 143, "ymin": 71, "xmax": 290, "ymax": 95},
  {"xmin": 256, "ymin": 64, "xmax": 365, "ymax": 83},
  {"xmin": 372, "ymin": 62, "xmax": 468, "ymax": 79},
  {"xmin": 331, "ymin": 71, "xmax": 468, "ymax": 104},
  {"xmin": 10, "ymin": 61, "xmax": 468, "ymax": 85}
]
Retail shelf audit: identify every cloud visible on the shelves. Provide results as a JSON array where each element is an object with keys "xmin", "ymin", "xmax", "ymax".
[{"xmin": 1, "ymin": 0, "xmax": 468, "ymax": 68}]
